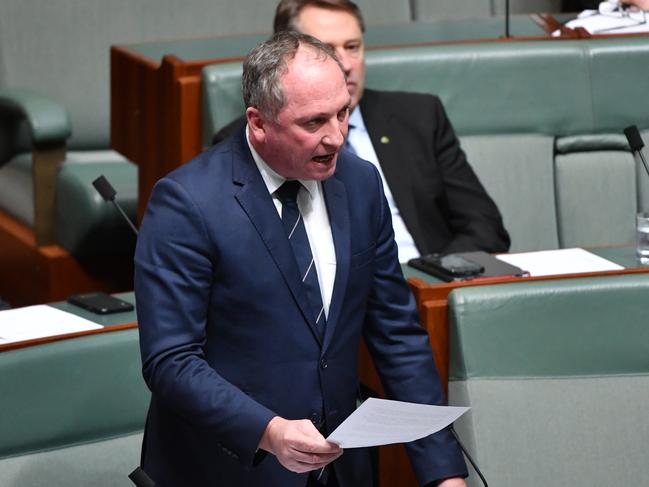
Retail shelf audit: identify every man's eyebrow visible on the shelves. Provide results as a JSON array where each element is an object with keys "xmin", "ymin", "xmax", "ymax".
[
  {"xmin": 294, "ymin": 112, "xmax": 327, "ymax": 125},
  {"xmin": 295, "ymin": 101, "xmax": 351, "ymax": 124}
]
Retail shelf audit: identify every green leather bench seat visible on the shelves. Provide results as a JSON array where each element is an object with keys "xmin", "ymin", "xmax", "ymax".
[
  {"xmin": 446, "ymin": 274, "xmax": 649, "ymax": 487},
  {"xmin": 0, "ymin": 320, "xmax": 148, "ymax": 485},
  {"xmin": 202, "ymin": 36, "xmax": 649, "ymax": 252},
  {"xmin": 0, "ymin": 151, "xmax": 137, "ymax": 256}
]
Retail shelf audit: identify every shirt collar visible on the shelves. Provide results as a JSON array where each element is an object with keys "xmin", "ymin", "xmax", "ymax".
[
  {"xmin": 245, "ymin": 124, "xmax": 317, "ymax": 200},
  {"xmin": 348, "ymin": 105, "xmax": 367, "ymax": 133}
]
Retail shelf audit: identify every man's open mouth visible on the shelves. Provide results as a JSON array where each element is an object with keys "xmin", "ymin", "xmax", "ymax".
[{"xmin": 312, "ymin": 153, "xmax": 335, "ymax": 163}]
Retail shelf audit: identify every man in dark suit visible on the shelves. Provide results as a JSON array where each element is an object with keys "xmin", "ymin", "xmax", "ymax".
[
  {"xmin": 135, "ymin": 31, "xmax": 467, "ymax": 486},
  {"xmin": 214, "ymin": 0, "xmax": 510, "ymax": 262}
]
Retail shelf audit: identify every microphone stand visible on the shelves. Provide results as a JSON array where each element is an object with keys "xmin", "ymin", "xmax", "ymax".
[
  {"xmin": 624, "ymin": 125, "xmax": 649, "ymax": 179},
  {"xmin": 450, "ymin": 426, "xmax": 489, "ymax": 487},
  {"xmin": 128, "ymin": 467, "xmax": 155, "ymax": 487},
  {"xmin": 92, "ymin": 175, "xmax": 139, "ymax": 236}
]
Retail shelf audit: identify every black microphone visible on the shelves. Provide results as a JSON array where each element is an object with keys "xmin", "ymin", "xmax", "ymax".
[
  {"xmin": 450, "ymin": 426, "xmax": 489, "ymax": 487},
  {"xmin": 92, "ymin": 175, "xmax": 139, "ymax": 236},
  {"xmin": 128, "ymin": 467, "xmax": 155, "ymax": 487},
  {"xmin": 624, "ymin": 125, "xmax": 649, "ymax": 180}
]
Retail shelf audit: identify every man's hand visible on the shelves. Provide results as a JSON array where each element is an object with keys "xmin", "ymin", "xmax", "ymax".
[
  {"xmin": 259, "ymin": 416, "xmax": 343, "ymax": 473},
  {"xmin": 437, "ymin": 478, "xmax": 467, "ymax": 487},
  {"xmin": 622, "ymin": 0, "xmax": 649, "ymax": 9}
]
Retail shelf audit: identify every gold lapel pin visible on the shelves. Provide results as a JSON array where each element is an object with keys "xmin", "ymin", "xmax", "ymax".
[{"xmin": 380, "ymin": 136, "xmax": 390, "ymax": 144}]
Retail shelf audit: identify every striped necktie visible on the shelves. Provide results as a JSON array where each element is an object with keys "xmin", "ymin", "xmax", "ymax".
[
  {"xmin": 275, "ymin": 180, "xmax": 326, "ymax": 337},
  {"xmin": 343, "ymin": 123, "xmax": 356, "ymax": 155}
]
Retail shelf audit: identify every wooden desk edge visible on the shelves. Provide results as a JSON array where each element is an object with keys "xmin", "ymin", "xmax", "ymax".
[
  {"xmin": 0, "ymin": 321, "xmax": 138, "ymax": 353},
  {"xmin": 408, "ymin": 265, "xmax": 649, "ymax": 303}
]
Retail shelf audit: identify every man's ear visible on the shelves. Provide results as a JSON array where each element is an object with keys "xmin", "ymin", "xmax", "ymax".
[{"xmin": 246, "ymin": 107, "xmax": 266, "ymax": 144}]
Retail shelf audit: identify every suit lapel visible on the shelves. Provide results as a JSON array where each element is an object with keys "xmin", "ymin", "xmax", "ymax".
[
  {"xmin": 231, "ymin": 133, "xmax": 323, "ymax": 346},
  {"xmin": 360, "ymin": 90, "xmax": 424, "ymax": 253},
  {"xmin": 321, "ymin": 173, "xmax": 350, "ymax": 352},
  {"xmin": 361, "ymin": 90, "xmax": 411, "ymax": 200}
]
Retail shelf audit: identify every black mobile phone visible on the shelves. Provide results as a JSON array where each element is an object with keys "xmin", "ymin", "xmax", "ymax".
[
  {"xmin": 409, "ymin": 253, "xmax": 484, "ymax": 281},
  {"xmin": 67, "ymin": 292, "xmax": 134, "ymax": 314}
]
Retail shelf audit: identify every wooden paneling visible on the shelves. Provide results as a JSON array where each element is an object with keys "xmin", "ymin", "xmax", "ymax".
[{"xmin": 0, "ymin": 211, "xmax": 133, "ymax": 307}]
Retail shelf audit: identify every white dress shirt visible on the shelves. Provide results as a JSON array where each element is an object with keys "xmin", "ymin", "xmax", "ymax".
[
  {"xmin": 346, "ymin": 107, "xmax": 419, "ymax": 263},
  {"xmin": 246, "ymin": 127, "xmax": 336, "ymax": 317}
]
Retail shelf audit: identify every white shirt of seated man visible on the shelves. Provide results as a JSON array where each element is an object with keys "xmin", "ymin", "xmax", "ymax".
[{"xmin": 345, "ymin": 106, "xmax": 419, "ymax": 263}]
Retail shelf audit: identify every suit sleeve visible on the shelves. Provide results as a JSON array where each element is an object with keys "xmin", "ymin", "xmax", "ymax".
[
  {"xmin": 361, "ymin": 166, "xmax": 468, "ymax": 485},
  {"xmin": 429, "ymin": 97, "xmax": 510, "ymax": 254},
  {"xmin": 134, "ymin": 176, "xmax": 276, "ymax": 466}
]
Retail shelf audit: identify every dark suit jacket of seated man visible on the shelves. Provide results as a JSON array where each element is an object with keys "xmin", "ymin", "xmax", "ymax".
[{"xmin": 136, "ymin": 32, "xmax": 468, "ymax": 486}]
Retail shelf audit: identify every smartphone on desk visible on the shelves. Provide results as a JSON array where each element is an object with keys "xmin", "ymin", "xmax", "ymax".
[
  {"xmin": 408, "ymin": 253, "xmax": 484, "ymax": 281},
  {"xmin": 68, "ymin": 292, "xmax": 134, "ymax": 314}
]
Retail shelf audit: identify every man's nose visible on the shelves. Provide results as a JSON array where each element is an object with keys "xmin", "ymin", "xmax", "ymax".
[
  {"xmin": 323, "ymin": 120, "xmax": 346, "ymax": 148},
  {"xmin": 336, "ymin": 48, "xmax": 352, "ymax": 75}
]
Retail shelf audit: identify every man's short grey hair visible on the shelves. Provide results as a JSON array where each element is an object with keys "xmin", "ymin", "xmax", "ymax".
[{"xmin": 242, "ymin": 31, "xmax": 344, "ymax": 120}]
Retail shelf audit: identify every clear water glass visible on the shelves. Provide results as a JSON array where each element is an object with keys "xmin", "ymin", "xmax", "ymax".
[{"xmin": 636, "ymin": 213, "xmax": 649, "ymax": 264}]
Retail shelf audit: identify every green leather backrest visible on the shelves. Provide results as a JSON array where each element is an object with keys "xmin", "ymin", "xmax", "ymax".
[
  {"xmin": 555, "ymin": 150, "xmax": 637, "ymax": 248},
  {"xmin": 56, "ymin": 155, "xmax": 138, "ymax": 256},
  {"xmin": 362, "ymin": 38, "xmax": 649, "ymax": 136},
  {"xmin": 202, "ymin": 63, "xmax": 244, "ymax": 147},
  {"xmin": 447, "ymin": 274, "xmax": 649, "ymax": 380},
  {"xmin": 362, "ymin": 40, "xmax": 588, "ymax": 135},
  {"xmin": 589, "ymin": 37, "xmax": 649, "ymax": 132},
  {"xmin": 0, "ymin": 328, "xmax": 149, "ymax": 458},
  {"xmin": 204, "ymin": 36, "xmax": 649, "ymax": 140},
  {"xmin": 459, "ymin": 134, "xmax": 558, "ymax": 251}
]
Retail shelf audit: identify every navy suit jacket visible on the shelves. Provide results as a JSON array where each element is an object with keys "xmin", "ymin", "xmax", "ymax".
[
  {"xmin": 214, "ymin": 89, "xmax": 509, "ymax": 256},
  {"xmin": 135, "ymin": 129, "xmax": 467, "ymax": 486}
]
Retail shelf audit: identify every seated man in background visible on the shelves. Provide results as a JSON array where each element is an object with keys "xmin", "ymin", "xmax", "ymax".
[{"xmin": 215, "ymin": 0, "xmax": 510, "ymax": 262}]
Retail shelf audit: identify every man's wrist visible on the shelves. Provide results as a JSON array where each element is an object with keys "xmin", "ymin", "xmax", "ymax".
[
  {"xmin": 426, "ymin": 477, "xmax": 466, "ymax": 487},
  {"xmin": 258, "ymin": 415, "xmax": 282, "ymax": 453}
]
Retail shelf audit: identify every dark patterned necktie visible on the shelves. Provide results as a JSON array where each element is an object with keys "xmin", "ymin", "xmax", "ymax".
[
  {"xmin": 275, "ymin": 180, "xmax": 326, "ymax": 337},
  {"xmin": 343, "ymin": 123, "xmax": 356, "ymax": 155}
]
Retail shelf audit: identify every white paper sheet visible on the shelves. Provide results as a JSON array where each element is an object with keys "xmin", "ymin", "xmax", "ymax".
[
  {"xmin": 326, "ymin": 398, "xmax": 469, "ymax": 448},
  {"xmin": 0, "ymin": 305, "xmax": 102, "ymax": 344},
  {"xmin": 554, "ymin": 4, "xmax": 649, "ymax": 35},
  {"xmin": 495, "ymin": 247, "xmax": 623, "ymax": 277}
]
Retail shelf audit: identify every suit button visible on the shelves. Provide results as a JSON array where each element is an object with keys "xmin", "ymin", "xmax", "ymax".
[
  {"xmin": 310, "ymin": 413, "xmax": 321, "ymax": 424},
  {"xmin": 320, "ymin": 358, "xmax": 328, "ymax": 369}
]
